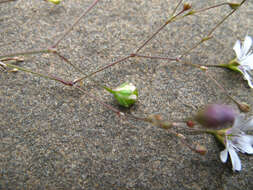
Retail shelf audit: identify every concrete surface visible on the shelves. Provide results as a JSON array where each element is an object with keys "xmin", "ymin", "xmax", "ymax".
[{"xmin": 1, "ymin": 0, "xmax": 253, "ymax": 189}]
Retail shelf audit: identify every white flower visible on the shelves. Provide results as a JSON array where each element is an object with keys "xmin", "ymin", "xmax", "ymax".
[
  {"xmin": 220, "ymin": 114, "xmax": 253, "ymax": 171},
  {"xmin": 233, "ymin": 35, "xmax": 253, "ymax": 88}
]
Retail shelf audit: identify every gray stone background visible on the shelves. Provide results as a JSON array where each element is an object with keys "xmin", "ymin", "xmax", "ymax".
[{"xmin": 1, "ymin": 0, "xmax": 253, "ymax": 189}]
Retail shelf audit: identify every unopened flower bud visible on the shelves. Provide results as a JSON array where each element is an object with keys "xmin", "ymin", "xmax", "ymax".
[
  {"xmin": 228, "ymin": 3, "xmax": 240, "ymax": 10},
  {"xmin": 47, "ymin": 0, "xmax": 62, "ymax": 4},
  {"xmin": 186, "ymin": 120, "xmax": 195, "ymax": 128},
  {"xmin": 183, "ymin": 3, "xmax": 192, "ymax": 11},
  {"xmin": 104, "ymin": 82, "xmax": 138, "ymax": 108},
  {"xmin": 195, "ymin": 144, "xmax": 207, "ymax": 155},
  {"xmin": 195, "ymin": 104, "xmax": 236, "ymax": 128}
]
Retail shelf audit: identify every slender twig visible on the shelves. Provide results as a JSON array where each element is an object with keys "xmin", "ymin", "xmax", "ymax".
[
  {"xmin": 170, "ymin": 0, "xmax": 183, "ymax": 17},
  {"xmin": 0, "ymin": 0, "xmax": 99, "ymax": 70},
  {"xmin": 135, "ymin": 8, "xmax": 187, "ymax": 54},
  {"xmin": 0, "ymin": 49, "xmax": 52, "ymax": 59},
  {"xmin": 0, "ymin": 57, "xmax": 24, "ymax": 62},
  {"xmin": 75, "ymin": 85, "xmax": 124, "ymax": 117},
  {"xmin": 179, "ymin": 36, "xmax": 213, "ymax": 58},
  {"xmin": 73, "ymin": 55, "xmax": 132, "ymax": 84},
  {"xmin": 73, "ymin": 2, "xmax": 240, "ymax": 83},
  {"xmin": 207, "ymin": 9, "xmax": 236, "ymax": 37},
  {"xmin": 205, "ymin": 71, "xmax": 243, "ymax": 108},
  {"xmin": 53, "ymin": 51, "xmax": 86, "ymax": 75},
  {"xmin": 133, "ymin": 54, "xmax": 179, "ymax": 61},
  {"xmin": 180, "ymin": 0, "xmax": 246, "ymax": 58},
  {"xmin": 191, "ymin": 2, "xmax": 228, "ymax": 14},
  {"xmin": 73, "ymin": 6, "xmax": 189, "ymax": 83},
  {"xmin": 2, "ymin": 62, "xmax": 74, "ymax": 86},
  {"xmin": 51, "ymin": 0, "xmax": 100, "ymax": 48},
  {"xmin": 0, "ymin": 0, "xmax": 16, "ymax": 4}
]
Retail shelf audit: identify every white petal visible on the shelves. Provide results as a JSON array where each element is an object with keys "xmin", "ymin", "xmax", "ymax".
[
  {"xmin": 241, "ymin": 118, "xmax": 253, "ymax": 131},
  {"xmin": 236, "ymin": 135, "xmax": 253, "ymax": 154},
  {"xmin": 240, "ymin": 69, "xmax": 253, "ymax": 88},
  {"xmin": 232, "ymin": 114, "xmax": 245, "ymax": 129},
  {"xmin": 233, "ymin": 40, "xmax": 242, "ymax": 59},
  {"xmin": 228, "ymin": 146, "xmax": 242, "ymax": 171},
  {"xmin": 126, "ymin": 83, "xmax": 136, "ymax": 92},
  {"xmin": 242, "ymin": 36, "xmax": 253, "ymax": 57},
  {"xmin": 241, "ymin": 53, "xmax": 253, "ymax": 69},
  {"xmin": 220, "ymin": 148, "xmax": 228, "ymax": 163}
]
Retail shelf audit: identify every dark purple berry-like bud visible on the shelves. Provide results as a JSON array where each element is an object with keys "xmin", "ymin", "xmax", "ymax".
[{"xmin": 195, "ymin": 104, "xmax": 236, "ymax": 128}]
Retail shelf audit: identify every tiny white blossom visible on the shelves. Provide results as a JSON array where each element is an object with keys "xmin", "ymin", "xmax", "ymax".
[
  {"xmin": 220, "ymin": 115, "xmax": 253, "ymax": 171},
  {"xmin": 233, "ymin": 35, "xmax": 253, "ymax": 88}
]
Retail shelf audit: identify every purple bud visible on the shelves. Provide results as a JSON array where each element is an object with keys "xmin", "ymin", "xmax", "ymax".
[{"xmin": 195, "ymin": 104, "xmax": 236, "ymax": 128}]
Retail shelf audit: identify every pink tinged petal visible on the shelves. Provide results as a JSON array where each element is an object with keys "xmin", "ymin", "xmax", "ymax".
[
  {"xmin": 220, "ymin": 148, "xmax": 228, "ymax": 163},
  {"xmin": 228, "ymin": 146, "xmax": 242, "ymax": 171},
  {"xmin": 242, "ymin": 36, "xmax": 253, "ymax": 57},
  {"xmin": 233, "ymin": 40, "xmax": 242, "ymax": 59}
]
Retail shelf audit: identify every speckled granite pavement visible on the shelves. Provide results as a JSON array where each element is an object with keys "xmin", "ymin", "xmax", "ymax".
[{"xmin": 1, "ymin": 0, "xmax": 253, "ymax": 189}]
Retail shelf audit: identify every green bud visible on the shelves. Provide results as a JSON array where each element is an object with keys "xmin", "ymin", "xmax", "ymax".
[
  {"xmin": 104, "ymin": 82, "xmax": 138, "ymax": 108},
  {"xmin": 228, "ymin": 3, "xmax": 241, "ymax": 10},
  {"xmin": 183, "ymin": 3, "xmax": 192, "ymax": 11},
  {"xmin": 47, "ymin": 0, "xmax": 61, "ymax": 4}
]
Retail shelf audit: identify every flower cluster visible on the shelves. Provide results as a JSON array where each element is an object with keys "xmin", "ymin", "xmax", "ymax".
[
  {"xmin": 219, "ymin": 115, "xmax": 253, "ymax": 171},
  {"xmin": 224, "ymin": 35, "xmax": 253, "ymax": 88},
  {"xmin": 196, "ymin": 104, "xmax": 253, "ymax": 172}
]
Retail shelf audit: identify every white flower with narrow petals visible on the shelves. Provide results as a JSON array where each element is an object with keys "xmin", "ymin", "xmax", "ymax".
[
  {"xmin": 219, "ymin": 115, "xmax": 253, "ymax": 171},
  {"xmin": 233, "ymin": 35, "xmax": 253, "ymax": 88}
]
